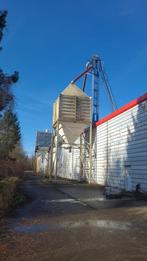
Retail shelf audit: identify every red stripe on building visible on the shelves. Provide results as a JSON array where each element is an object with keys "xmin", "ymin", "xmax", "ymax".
[{"xmin": 95, "ymin": 93, "xmax": 147, "ymax": 127}]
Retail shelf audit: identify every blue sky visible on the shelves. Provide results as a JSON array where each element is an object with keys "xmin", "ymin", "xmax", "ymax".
[{"xmin": 0, "ymin": 0, "xmax": 147, "ymax": 156}]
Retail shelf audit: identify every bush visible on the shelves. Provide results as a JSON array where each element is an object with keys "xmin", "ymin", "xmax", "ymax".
[
  {"xmin": 0, "ymin": 177, "xmax": 19, "ymax": 211},
  {"xmin": 0, "ymin": 159, "xmax": 29, "ymax": 179}
]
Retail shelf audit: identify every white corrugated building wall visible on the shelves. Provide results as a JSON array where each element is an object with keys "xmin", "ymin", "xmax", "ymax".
[{"xmin": 95, "ymin": 93, "xmax": 147, "ymax": 191}]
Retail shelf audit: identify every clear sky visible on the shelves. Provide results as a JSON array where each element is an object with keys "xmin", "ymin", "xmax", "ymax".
[{"xmin": 0, "ymin": 0, "xmax": 147, "ymax": 156}]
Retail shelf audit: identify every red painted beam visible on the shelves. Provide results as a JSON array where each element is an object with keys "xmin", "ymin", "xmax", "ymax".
[
  {"xmin": 95, "ymin": 93, "xmax": 147, "ymax": 127},
  {"xmin": 71, "ymin": 66, "xmax": 92, "ymax": 84}
]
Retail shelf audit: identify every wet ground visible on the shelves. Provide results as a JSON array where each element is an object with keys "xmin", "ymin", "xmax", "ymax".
[{"xmin": 0, "ymin": 174, "xmax": 147, "ymax": 260}]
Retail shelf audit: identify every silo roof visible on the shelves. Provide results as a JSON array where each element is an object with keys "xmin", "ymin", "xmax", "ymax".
[
  {"xmin": 62, "ymin": 83, "xmax": 88, "ymax": 97},
  {"xmin": 36, "ymin": 131, "xmax": 51, "ymax": 147}
]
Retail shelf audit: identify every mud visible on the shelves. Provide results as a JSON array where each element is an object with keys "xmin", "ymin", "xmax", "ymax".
[{"xmin": 0, "ymin": 174, "xmax": 147, "ymax": 261}]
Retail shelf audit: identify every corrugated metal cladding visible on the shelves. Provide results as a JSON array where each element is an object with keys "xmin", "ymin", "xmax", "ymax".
[
  {"xmin": 96, "ymin": 98, "xmax": 147, "ymax": 191},
  {"xmin": 35, "ymin": 131, "xmax": 51, "ymax": 174},
  {"xmin": 57, "ymin": 139, "xmax": 81, "ymax": 181},
  {"xmin": 36, "ymin": 151, "xmax": 49, "ymax": 174},
  {"xmin": 56, "ymin": 94, "xmax": 147, "ymax": 192}
]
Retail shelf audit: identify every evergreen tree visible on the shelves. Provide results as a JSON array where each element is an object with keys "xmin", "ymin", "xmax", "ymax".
[
  {"xmin": 0, "ymin": 109, "xmax": 21, "ymax": 159},
  {"xmin": 0, "ymin": 10, "xmax": 20, "ymax": 159},
  {"xmin": 0, "ymin": 10, "xmax": 19, "ymax": 114},
  {"xmin": 0, "ymin": 10, "xmax": 7, "ymax": 44}
]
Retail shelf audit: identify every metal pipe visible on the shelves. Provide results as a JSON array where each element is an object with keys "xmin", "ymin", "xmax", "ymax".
[
  {"xmin": 71, "ymin": 66, "xmax": 92, "ymax": 84},
  {"xmin": 82, "ymin": 63, "xmax": 90, "ymax": 92}
]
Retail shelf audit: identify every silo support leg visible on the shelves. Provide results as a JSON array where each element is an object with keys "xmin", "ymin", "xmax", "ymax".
[
  {"xmin": 89, "ymin": 122, "xmax": 93, "ymax": 184},
  {"xmin": 55, "ymin": 121, "xmax": 59, "ymax": 180}
]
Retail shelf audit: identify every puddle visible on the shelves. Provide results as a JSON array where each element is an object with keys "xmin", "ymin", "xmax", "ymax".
[
  {"xmin": 15, "ymin": 223, "xmax": 49, "ymax": 233},
  {"xmin": 54, "ymin": 220, "xmax": 131, "ymax": 230},
  {"xmin": 88, "ymin": 220, "xmax": 131, "ymax": 230},
  {"xmin": 14, "ymin": 219, "xmax": 131, "ymax": 234},
  {"xmin": 41, "ymin": 198, "xmax": 87, "ymax": 207},
  {"xmin": 41, "ymin": 196, "xmax": 106, "ymax": 205},
  {"xmin": 41, "ymin": 196, "xmax": 133, "ymax": 205},
  {"xmin": 85, "ymin": 196, "xmax": 106, "ymax": 202},
  {"xmin": 44, "ymin": 199, "xmax": 80, "ymax": 203}
]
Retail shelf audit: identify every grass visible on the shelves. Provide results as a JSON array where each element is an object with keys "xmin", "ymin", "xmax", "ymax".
[{"xmin": 0, "ymin": 177, "xmax": 25, "ymax": 214}]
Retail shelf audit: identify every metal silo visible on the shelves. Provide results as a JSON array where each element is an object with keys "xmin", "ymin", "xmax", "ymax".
[
  {"xmin": 53, "ymin": 83, "xmax": 91, "ymax": 144},
  {"xmin": 50, "ymin": 83, "xmax": 91, "ymax": 179}
]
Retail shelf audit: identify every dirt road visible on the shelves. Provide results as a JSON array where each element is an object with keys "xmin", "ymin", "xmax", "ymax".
[{"xmin": 0, "ymin": 174, "xmax": 147, "ymax": 261}]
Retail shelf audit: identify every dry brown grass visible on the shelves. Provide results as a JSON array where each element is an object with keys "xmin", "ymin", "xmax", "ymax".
[{"xmin": 0, "ymin": 159, "xmax": 31, "ymax": 179}]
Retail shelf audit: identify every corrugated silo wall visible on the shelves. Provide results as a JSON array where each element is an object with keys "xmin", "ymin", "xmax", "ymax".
[
  {"xmin": 57, "ymin": 139, "xmax": 81, "ymax": 181},
  {"xmin": 95, "ymin": 98, "xmax": 147, "ymax": 192},
  {"xmin": 36, "ymin": 152, "xmax": 49, "ymax": 174},
  {"xmin": 57, "ymin": 132, "xmax": 97, "ymax": 182}
]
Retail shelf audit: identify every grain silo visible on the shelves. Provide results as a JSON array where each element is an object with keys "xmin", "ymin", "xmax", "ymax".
[
  {"xmin": 53, "ymin": 83, "xmax": 91, "ymax": 144},
  {"xmin": 50, "ymin": 83, "xmax": 92, "ymax": 179}
]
